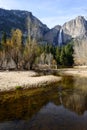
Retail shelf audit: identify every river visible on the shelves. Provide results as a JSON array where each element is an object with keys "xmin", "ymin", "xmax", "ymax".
[{"xmin": 0, "ymin": 76, "xmax": 87, "ymax": 130}]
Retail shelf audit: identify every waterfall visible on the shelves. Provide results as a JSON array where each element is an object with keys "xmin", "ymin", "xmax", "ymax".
[{"xmin": 58, "ymin": 29, "xmax": 63, "ymax": 46}]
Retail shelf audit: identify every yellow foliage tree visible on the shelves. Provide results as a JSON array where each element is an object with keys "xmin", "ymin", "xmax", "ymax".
[{"xmin": 11, "ymin": 29, "xmax": 23, "ymax": 68}]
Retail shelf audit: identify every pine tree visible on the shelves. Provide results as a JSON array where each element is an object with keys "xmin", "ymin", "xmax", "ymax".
[
  {"xmin": 55, "ymin": 47, "xmax": 61, "ymax": 65},
  {"xmin": 65, "ymin": 43, "xmax": 74, "ymax": 66},
  {"xmin": 60, "ymin": 47, "xmax": 66, "ymax": 65}
]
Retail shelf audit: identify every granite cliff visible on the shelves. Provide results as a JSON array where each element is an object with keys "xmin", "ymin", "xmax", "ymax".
[
  {"xmin": 0, "ymin": 8, "xmax": 49, "ymax": 40},
  {"xmin": 0, "ymin": 8, "xmax": 87, "ymax": 45},
  {"xmin": 46, "ymin": 16, "xmax": 87, "ymax": 46}
]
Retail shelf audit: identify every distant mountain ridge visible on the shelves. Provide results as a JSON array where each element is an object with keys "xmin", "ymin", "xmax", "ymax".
[
  {"xmin": 0, "ymin": 8, "xmax": 87, "ymax": 45},
  {"xmin": 62, "ymin": 16, "xmax": 87, "ymax": 43},
  {"xmin": 45, "ymin": 16, "xmax": 87, "ymax": 45},
  {"xmin": 0, "ymin": 8, "xmax": 49, "ymax": 40}
]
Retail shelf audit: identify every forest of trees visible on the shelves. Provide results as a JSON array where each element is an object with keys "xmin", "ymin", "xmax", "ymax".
[
  {"xmin": 0, "ymin": 26, "xmax": 86, "ymax": 70},
  {"xmin": 0, "ymin": 29, "xmax": 74, "ymax": 70}
]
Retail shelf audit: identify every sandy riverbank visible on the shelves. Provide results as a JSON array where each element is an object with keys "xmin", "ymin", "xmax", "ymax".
[
  {"xmin": 0, "ymin": 71, "xmax": 61, "ymax": 92},
  {"xmin": 58, "ymin": 68, "xmax": 87, "ymax": 77}
]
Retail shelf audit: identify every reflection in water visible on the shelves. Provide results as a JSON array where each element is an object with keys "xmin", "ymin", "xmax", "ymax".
[
  {"xmin": 58, "ymin": 86, "xmax": 63, "ymax": 104},
  {"xmin": 0, "ymin": 76, "xmax": 87, "ymax": 129}
]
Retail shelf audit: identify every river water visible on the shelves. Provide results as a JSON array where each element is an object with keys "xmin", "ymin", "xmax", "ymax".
[{"xmin": 0, "ymin": 76, "xmax": 87, "ymax": 130}]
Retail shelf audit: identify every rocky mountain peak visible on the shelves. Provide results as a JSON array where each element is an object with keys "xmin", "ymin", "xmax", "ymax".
[
  {"xmin": 0, "ymin": 8, "xmax": 49, "ymax": 40},
  {"xmin": 53, "ymin": 25, "xmax": 61, "ymax": 30},
  {"xmin": 76, "ymin": 16, "xmax": 85, "ymax": 21},
  {"xmin": 46, "ymin": 15, "xmax": 87, "ymax": 46},
  {"xmin": 61, "ymin": 16, "xmax": 87, "ymax": 43},
  {"xmin": 0, "ymin": 8, "xmax": 87, "ymax": 46}
]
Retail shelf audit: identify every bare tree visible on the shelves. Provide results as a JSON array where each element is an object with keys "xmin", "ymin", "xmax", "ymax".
[
  {"xmin": 45, "ymin": 53, "xmax": 53, "ymax": 65},
  {"xmin": 23, "ymin": 16, "xmax": 38, "ymax": 69},
  {"xmin": 73, "ymin": 38, "xmax": 87, "ymax": 65},
  {"xmin": 36, "ymin": 52, "xmax": 54, "ymax": 66}
]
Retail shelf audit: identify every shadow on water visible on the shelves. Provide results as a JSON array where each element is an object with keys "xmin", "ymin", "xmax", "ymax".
[{"xmin": 1, "ymin": 76, "xmax": 87, "ymax": 129}]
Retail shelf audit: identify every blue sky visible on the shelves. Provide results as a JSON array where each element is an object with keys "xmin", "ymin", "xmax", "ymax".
[{"xmin": 0, "ymin": 0, "xmax": 87, "ymax": 28}]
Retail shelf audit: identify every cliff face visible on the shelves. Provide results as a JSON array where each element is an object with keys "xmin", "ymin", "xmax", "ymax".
[
  {"xmin": 62, "ymin": 16, "xmax": 87, "ymax": 43},
  {"xmin": 44, "ymin": 16, "xmax": 87, "ymax": 46},
  {"xmin": 0, "ymin": 8, "xmax": 49, "ymax": 40},
  {"xmin": 44, "ymin": 25, "xmax": 61, "ymax": 45},
  {"xmin": 0, "ymin": 8, "xmax": 87, "ymax": 45}
]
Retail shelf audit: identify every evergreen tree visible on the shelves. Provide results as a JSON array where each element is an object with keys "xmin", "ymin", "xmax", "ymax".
[
  {"xmin": 65, "ymin": 43, "xmax": 74, "ymax": 66},
  {"xmin": 1, "ymin": 32, "xmax": 7, "ymax": 50},
  {"xmin": 55, "ymin": 47, "xmax": 61, "ymax": 65},
  {"xmin": 60, "ymin": 43, "xmax": 74, "ymax": 66},
  {"xmin": 60, "ymin": 47, "xmax": 66, "ymax": 66}
]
